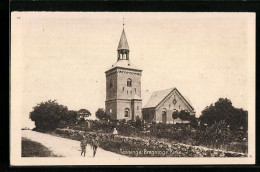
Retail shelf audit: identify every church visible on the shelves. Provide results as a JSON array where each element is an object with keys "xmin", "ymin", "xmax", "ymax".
[
  {"xmin": 105, "ymin": 26, "xmax": 195, "ymax": 123},
  {"xmin": 142, "ymin": 88, "xmax": 195, "ymax": 124}
]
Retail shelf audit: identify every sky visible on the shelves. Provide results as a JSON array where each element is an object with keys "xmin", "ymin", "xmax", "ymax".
[{"xmin": 11, "ymin": 12, "xmax": 255, "ymax": 128}]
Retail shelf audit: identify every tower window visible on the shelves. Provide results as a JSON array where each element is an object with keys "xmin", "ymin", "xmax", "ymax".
[
  {"xmin": 122, "ymin": 87, "xmax": 124, "ymax": 91},
  {"xmin": 127, "ymin": 90, "xmax": 128, "ymax": 94},
  {"xmin": 135, "ymin": 88, "xmax": 136, "ymax": 93},
  {"xmin": 124, "ymin": 108, "xmax": 130, "ymax": 117},
  {"xmin": 127, "ymin": 78, "xmax": 132, "ymax": 87},
  {"xmin": 110, "ymin": 109, "xmax": 112, "ymax": 113}
]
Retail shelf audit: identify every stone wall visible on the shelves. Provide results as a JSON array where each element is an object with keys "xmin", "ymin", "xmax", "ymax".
[{"xmin": 54, "ymin": 128, "xmax": 247, "ymax": 157}]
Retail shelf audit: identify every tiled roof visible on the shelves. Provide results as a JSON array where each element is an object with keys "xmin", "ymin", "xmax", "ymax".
[{"xmin": 143, "ymin": 88, "xmax": 174, "ymax": 108}]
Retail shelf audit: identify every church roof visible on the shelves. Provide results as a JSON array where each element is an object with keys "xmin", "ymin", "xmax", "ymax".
[
  {"xmin": 142, "ymin": 90, "xmax": 153, "ymax": 106},
  {"xmin": 143, "ymin": 87, "xmax": 194, "ymax": 111},
  {"xmin": 106, "ymin": 60, "xmax": 142, "ymax": 72},
  {"xmin": 117, "ymin": 29, "xmax": 129, "ymax": 51},
  {"xmin": 143, "ymin": 88, "xmax": 174, "ymax": 108}
]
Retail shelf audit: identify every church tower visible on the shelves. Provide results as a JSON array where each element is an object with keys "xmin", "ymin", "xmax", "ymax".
[{"xmin": 105, "ymin": 26, "xmax": 142, "ymax": 121}]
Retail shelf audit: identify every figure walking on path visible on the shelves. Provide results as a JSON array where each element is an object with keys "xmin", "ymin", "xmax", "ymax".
[
  {"xmin": 80, "ymin": 136, "xmax": 87, "ymax": 157},
  {"xmin": 111, "ymin": 127, "xmax": 118, "ymax": 140},
  {"xmin": 92, "ymin": 135, "xmax": 99, "ymax": 157}
]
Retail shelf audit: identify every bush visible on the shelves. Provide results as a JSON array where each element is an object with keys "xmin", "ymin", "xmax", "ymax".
[
  {"xmin": 198, "ymin": 120, "xmax": 233, "ymax": 148},
  {"xmin": 199, "ymin": 98, "xmax": 248, "ymax": 131}
]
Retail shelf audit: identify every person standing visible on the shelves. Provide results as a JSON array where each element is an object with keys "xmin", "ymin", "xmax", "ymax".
[
  {"xmin": 80, "ymin": 136, "xmax": 87, "ymax": 157},
  {"xmin": 111, "ymin": 127, "xmax": 118, "ymax": 140},
  {"xmin": 92, "ymin": 135, "xmax": 99, "ymax": 157}
]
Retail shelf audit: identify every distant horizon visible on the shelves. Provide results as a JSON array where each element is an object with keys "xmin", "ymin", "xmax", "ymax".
[{"xmin": 11, "ymin": 12, "xmax": 255, "ymax": 128}]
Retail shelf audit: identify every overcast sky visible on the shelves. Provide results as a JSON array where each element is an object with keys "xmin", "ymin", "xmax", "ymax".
[{"xmin": 11, "ymin": 12, "xmax": 255, "ymax": 128}]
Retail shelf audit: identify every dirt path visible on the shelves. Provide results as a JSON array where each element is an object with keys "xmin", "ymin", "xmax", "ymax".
[{"xmin": 22, "ymin": 130, "xmax": 126, "ymax": 158}]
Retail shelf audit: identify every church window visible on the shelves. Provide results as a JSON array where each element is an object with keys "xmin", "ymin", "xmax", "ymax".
[
  {"xmin": 127, "ymin": 78, "xmax": 132, "ymax": 87},
  {"xmin": 162, "ymin": 109, "xmax": 167, "ymax": 124},
  {"xmin": 123, "ymin": 87, "xmax": 124, "ymax": 91},
  {"xmin": 127, "ymin": 90, "xmax": 128, "ymax": 94},
  {"xmin": 124, "ymin": 108, "xmax": 130, "ymax": 117},
  {"xmin": 110, "ymin": 109, "xmax": 112, "ymax": 113},
  {"xmin": 110, "ymin": 79, "xmax": 113, "ymax": 88},
  {"xmin": 173, "ymin": 99, "xmax": 177, "ymax": 105}
]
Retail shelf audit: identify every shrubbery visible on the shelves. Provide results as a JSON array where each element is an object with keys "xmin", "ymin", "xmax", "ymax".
[
  {"xmin": 53, "ymin": 128, "xmax": 247, "ymax": 157},
  {"xmin": 199, "ymin": 98, "xmax": 248, "ymax": 131},
  {"xmin": 30, "ymin": 100, "xmax": 90, "ymax": 132},
  {"xmin": 63, "ymin": 118, "xmax": 246, "ymax": 152},
  {"xmin": 29, "ymin": 98, "xmax": 248, "ymax": 153}
]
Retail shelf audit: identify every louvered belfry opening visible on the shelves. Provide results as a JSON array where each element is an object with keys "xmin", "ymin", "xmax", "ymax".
[{"xmin": 117, "ymin": 29, "xmax": 130, "ymax": 61}]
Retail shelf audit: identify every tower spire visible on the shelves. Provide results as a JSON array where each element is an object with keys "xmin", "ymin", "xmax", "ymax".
[{"xmin": 117, "ymin": 19, "xmax": 130, "ymax": 61}]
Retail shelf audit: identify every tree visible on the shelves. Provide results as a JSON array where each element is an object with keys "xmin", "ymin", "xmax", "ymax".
[
  {"xmin": 172, "ymin": 111, "xmax": 179, "ymax": 120},
  {"xmin": 199, "ymin": 98, "xmax": 248, "ymax": 131},
  {"xmin": 29, "ymin": 100, "xmax": 68, "ymax": 132},
  {"xmin": 202, "ymin": 120, "xmax": 233, "ymax": 148},
  {"xmin": 77, "ymin": 109, "xmax": 91, "ymax": 121},
  {"xmin": 189, "ymin": 115, "xmax": 198, "ymax": 128},
  {"xmin": 95, "ymin": 108, "xmax": 110, "ymax": 121},
  {"xmin": 61, "ymin": 110, "xmax": 77, "ymax": 126},
  {"xmin": 179, "ymin": 110, "xmax": 190, "ymax": 123}
]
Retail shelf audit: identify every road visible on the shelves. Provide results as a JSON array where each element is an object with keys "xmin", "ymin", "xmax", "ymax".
[{"xmin": 22, "ymin": 130, "xmax": 126, "ymax": 158}]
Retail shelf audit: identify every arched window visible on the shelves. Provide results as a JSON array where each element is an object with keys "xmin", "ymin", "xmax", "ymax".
[
  {"xmin": 124, "ymin": 108, "xmax": 130, "ymax": 117},
  {"xmin": 127, "ymin": 78, "xmax": 132, "ymax": 87},
  {"xmin": 110, "ymin": 79, "xmax": 113, "ymax": 88}
]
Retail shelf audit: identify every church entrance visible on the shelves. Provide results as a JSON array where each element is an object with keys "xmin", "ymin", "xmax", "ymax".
[{"xmin": 162, "ymin": 110, "xmax": 167, "ymax": 124}]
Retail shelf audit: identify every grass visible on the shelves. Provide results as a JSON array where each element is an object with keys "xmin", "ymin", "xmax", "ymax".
[{"xmin": 22, "ymin": 137, "xmax": 61, "ymax": 157}]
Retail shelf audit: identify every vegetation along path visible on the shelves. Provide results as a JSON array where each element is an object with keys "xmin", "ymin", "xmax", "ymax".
[{"xmin": 22, "ymin": 130, "xmax": 126, "ymax": 158}]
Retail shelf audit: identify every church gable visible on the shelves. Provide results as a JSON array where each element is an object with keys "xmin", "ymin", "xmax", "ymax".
[{"xmin": 156, "ymin": 88, "xmax": 194, "ymax": 114}]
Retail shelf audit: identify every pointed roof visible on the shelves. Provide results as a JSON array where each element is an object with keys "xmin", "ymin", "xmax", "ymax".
[{"xmin": 117, "ymin": 29, "xmax": 129, "ymax": 51}]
